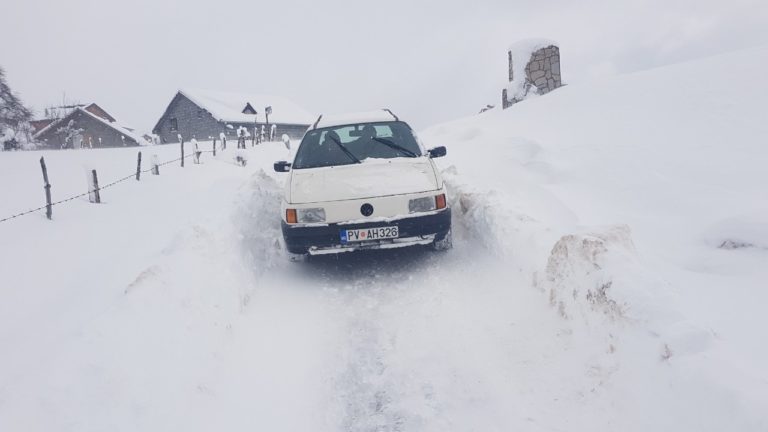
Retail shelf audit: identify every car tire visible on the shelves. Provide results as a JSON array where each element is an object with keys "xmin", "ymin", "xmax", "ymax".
[{"xmin": 431, "ymin": 229, "xmax": 453, "ymax": 251}]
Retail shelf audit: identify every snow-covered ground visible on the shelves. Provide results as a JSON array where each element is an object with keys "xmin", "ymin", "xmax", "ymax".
[{"xmin": 1, "ymin": 46, "xmax": 767, "ymax": 431}]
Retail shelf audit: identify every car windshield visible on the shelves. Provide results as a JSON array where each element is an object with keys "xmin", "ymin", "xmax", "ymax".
[{"xmin": 293, "ymin": 121, "xmax": 423, "ymax": 169}]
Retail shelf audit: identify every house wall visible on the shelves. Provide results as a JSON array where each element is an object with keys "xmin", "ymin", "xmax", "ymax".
[
  {"xmin": 36, "ymin": 110, "xmax": 139, "ymax": 149},
  {"xmin": 154, "ymin": 93, "xmax": 309, "ymax": 144},
  {"xmin": 153, "ymin": 93, "xmax": 222, "ymax": 144},
  {"xmin": 275, "ymin": 124, "xmax": 309, "ymax": 140}
]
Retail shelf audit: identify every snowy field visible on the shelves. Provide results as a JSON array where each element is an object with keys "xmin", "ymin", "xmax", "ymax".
[{"xmin": 1, "ymin": 46, "xmax": 767, "ymax": 431}]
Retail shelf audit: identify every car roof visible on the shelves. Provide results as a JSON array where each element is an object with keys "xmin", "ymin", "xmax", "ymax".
[{"xmin": 310, "ymin": 109, "xmax": 400, "ymax": 129}]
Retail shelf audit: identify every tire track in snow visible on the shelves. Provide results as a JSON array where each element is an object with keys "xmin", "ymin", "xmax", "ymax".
[
  {"xmin": 290, "ymin": 211, "xmax": 512, "ymax": 431},
  {"xmin": 235, "ymin": 168, "xmax": 558, "ymax": 431},
  {"xmin": 306, "ymin": 250, "xmax": 444, "ymax": 432}
]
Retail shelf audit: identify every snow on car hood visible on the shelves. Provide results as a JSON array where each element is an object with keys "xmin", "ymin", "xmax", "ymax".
[{"xmin": 289, "ymin": 157, "xmax": 438, "ymax": 203}]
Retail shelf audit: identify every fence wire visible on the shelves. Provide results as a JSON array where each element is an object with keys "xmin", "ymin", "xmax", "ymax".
[{"xmin": 0, "ymin": 150, "xmax": 212, "ymax": 224}]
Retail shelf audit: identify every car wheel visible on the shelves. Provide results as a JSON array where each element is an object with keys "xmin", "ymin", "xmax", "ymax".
[{"xmin": 431, "ymin": 229, "xmax": 453, "ymax": 251}]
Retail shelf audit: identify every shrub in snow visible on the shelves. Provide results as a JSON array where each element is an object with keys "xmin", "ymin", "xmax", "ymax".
[
  {"xmin": 705, "ymin": 215, "xmax": 768, "ymax": 251},
  {"xmin": 1, "ymin": 67, "xmax": 34, "ymax": 150},
  {"xmin": 236, "ymin": 126, "xmax": 251, "ymax": 137},
  {"xmin": 55, "ymin": 120, "xmax": 85, "ymax": 149},
  {"xmin": 234, "ymin": 150, "xmax": 248, "ymax": 166},
  {"xmin": 478, "ymin": 104, "xmax": 495, "ymax": 114},
  {"xmin": 1, "ymin": 128, "xmax": 15, "ymax": 151}
]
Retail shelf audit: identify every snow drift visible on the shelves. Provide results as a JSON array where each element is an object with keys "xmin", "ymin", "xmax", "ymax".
[{"xmin": 421, "ymin": 44, "xmax": 768, "ymax": 430}]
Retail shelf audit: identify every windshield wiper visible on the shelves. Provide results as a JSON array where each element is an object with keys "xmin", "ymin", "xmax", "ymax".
[
  {"xmin": 327, "ymin": 134, "xmax": 361, "ymax": 164},
  {"xmin": 371, "ymin": 137, "xmax": 418, "ymax": 158}
]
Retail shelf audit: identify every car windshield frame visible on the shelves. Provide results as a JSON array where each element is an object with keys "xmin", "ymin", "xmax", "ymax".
[{"xmin": 292, "ymin": 121, "xmax": 424, "ymax": 169}]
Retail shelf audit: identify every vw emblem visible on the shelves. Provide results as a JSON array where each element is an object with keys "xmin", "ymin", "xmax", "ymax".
[{"xmin": 360, "ymin": 203, "xmax": 374, "ymax": 217}]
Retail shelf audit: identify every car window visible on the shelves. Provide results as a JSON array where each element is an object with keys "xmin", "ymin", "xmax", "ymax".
[{"xmin": 293, "ymin": 121, "xmax": 423, "ymax": 169}]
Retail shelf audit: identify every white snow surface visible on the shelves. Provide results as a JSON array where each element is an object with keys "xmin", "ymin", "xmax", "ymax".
[
  {"xmin": 0, "ymin": 45, "xmax": 767, "ymax": 431},
  {"xmin": 179, "ymin": 88, "xmax": 316, "ymax": 125}
]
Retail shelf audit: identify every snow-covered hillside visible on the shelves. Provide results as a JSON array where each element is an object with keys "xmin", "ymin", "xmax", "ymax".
[
  {"xmin": 1, "ymin": 46, "xmax": 766, "ymax": 431},
  {"xmin": 421, "ymin": 44, "xmax": 768, "ymax": 428}
]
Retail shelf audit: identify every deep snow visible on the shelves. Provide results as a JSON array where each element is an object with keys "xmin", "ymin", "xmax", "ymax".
[{"xmin": 1, "ymin": 45, "xmax": 767, "ymax": 431}]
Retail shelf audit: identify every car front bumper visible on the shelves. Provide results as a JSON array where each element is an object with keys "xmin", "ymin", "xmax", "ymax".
[{"xmin": 281, "ymin": 208, "xmax": 452, "ymax": 255}]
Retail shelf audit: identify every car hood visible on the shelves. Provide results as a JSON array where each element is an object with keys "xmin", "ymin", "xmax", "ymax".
[{"xmin": 289, "ymin": 158, "xmax": 438, "ymax": 204}]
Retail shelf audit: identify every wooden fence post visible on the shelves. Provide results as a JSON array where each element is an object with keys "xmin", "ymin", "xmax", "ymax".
[
  {"xmin": 180, "ymin": 139, "xmax": 185, "ymax": 168},
  {"xmin": 212, "ymin": 139, "xmax": 217, "ymax": 156},
  {"xmin": 136, "ymin": 151, "xmax": 142, "ymax": 181},
  {"xmin": 151, "ymin": 155, "xmax": 159, "ymax": 175},
  {"xmin": 193, "ymin": 140, "xmax": 200, "ymax": 164},
  {"xmin": 89, "ymin": 169, "xmax": 101, "ymax": 204},
  {"xmin": 39, "ymin": 157, "xmax": 52, "ymax": 220}
]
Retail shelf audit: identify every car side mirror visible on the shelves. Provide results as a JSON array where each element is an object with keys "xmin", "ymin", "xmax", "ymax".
[
  {"xmin": 274, "ymin": 161, "xmax": 292, "ymax": 172},
  {"xmin": 428, "ymin": 146, "xmax": 447, "ymax": 158}
]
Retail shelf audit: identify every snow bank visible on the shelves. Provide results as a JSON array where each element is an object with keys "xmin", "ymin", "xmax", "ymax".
[{"xmin": 422, "ymin": 45, "xmax": 768, "ymax": 429}]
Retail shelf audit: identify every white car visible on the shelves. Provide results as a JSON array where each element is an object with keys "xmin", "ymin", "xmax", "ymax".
[{"xmin": 274, "ymin": 109, "xmax": 452, "ymax": 259}]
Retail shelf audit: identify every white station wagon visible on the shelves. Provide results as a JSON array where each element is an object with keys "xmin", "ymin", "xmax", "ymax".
[{"xmin": 274, "ymin": 109, "xmax": 452, "ymax": 259}]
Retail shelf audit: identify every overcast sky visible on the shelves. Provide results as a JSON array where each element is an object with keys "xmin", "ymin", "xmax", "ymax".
[{"xmin": 2, "ymin": 0, "xmax": 767, "ymax": 131}]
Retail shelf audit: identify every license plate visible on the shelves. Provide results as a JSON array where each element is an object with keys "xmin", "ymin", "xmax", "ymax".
[{"xmin": 340, "ymin": 226, "xmax": 399, "ymax": 243}]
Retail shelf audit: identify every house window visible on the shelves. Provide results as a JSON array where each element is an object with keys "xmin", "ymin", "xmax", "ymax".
[
  {"xmin": 197, "ymin": 110, "xmax": 203, "ymax": 119},
  {"xmin": 169, "ymin": 117, "xmax": 178, "ymax": 131}
]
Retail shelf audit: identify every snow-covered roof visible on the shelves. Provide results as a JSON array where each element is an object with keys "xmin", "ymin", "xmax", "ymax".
[
  {"xmin": 32, "ymin": 118, "xmax": 63, "ymax": 139},
  {"xmin": 77, "ymin": 107, "xmax": 150, "ymax": 144},
  {"xmin": 179, "ymin": 89, "xmax": 315, "ymax": 125},
  {"xmin": 33, "ymin": 107, "xmax": 150, "ymax": 145},
  {"xmin": 312, "ymin": 109, "xmax": 400, "ymax": 129}
]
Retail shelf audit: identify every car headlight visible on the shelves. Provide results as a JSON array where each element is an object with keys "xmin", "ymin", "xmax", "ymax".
[
  {"xmin": 409, "ymin": 196, "xmax": 436, "ymax": 213},
  {"xmin": 297, "ymin": 207, "xmax": 326, "ymax": 223}
]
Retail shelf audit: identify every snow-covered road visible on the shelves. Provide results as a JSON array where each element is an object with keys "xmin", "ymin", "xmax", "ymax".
[
  {"xmin": 2, "ymin": 46, "xmax": 768, "ymax": 431},
  {"xmin": 0, "ymin": 139, "xmax": 764, "ymax": 431}
]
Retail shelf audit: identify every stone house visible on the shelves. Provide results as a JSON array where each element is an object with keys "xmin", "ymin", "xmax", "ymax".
[
  {"xmin": 502, "ymin": 40, "xmax": 563, "ymax": 108},
  {"xmin": 152, "ymin": 89, "xmax": 315, "ymax": 144},
  {"xmin": 33, "ymin": 103, "xmax": 147, "ymax": 149}
]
